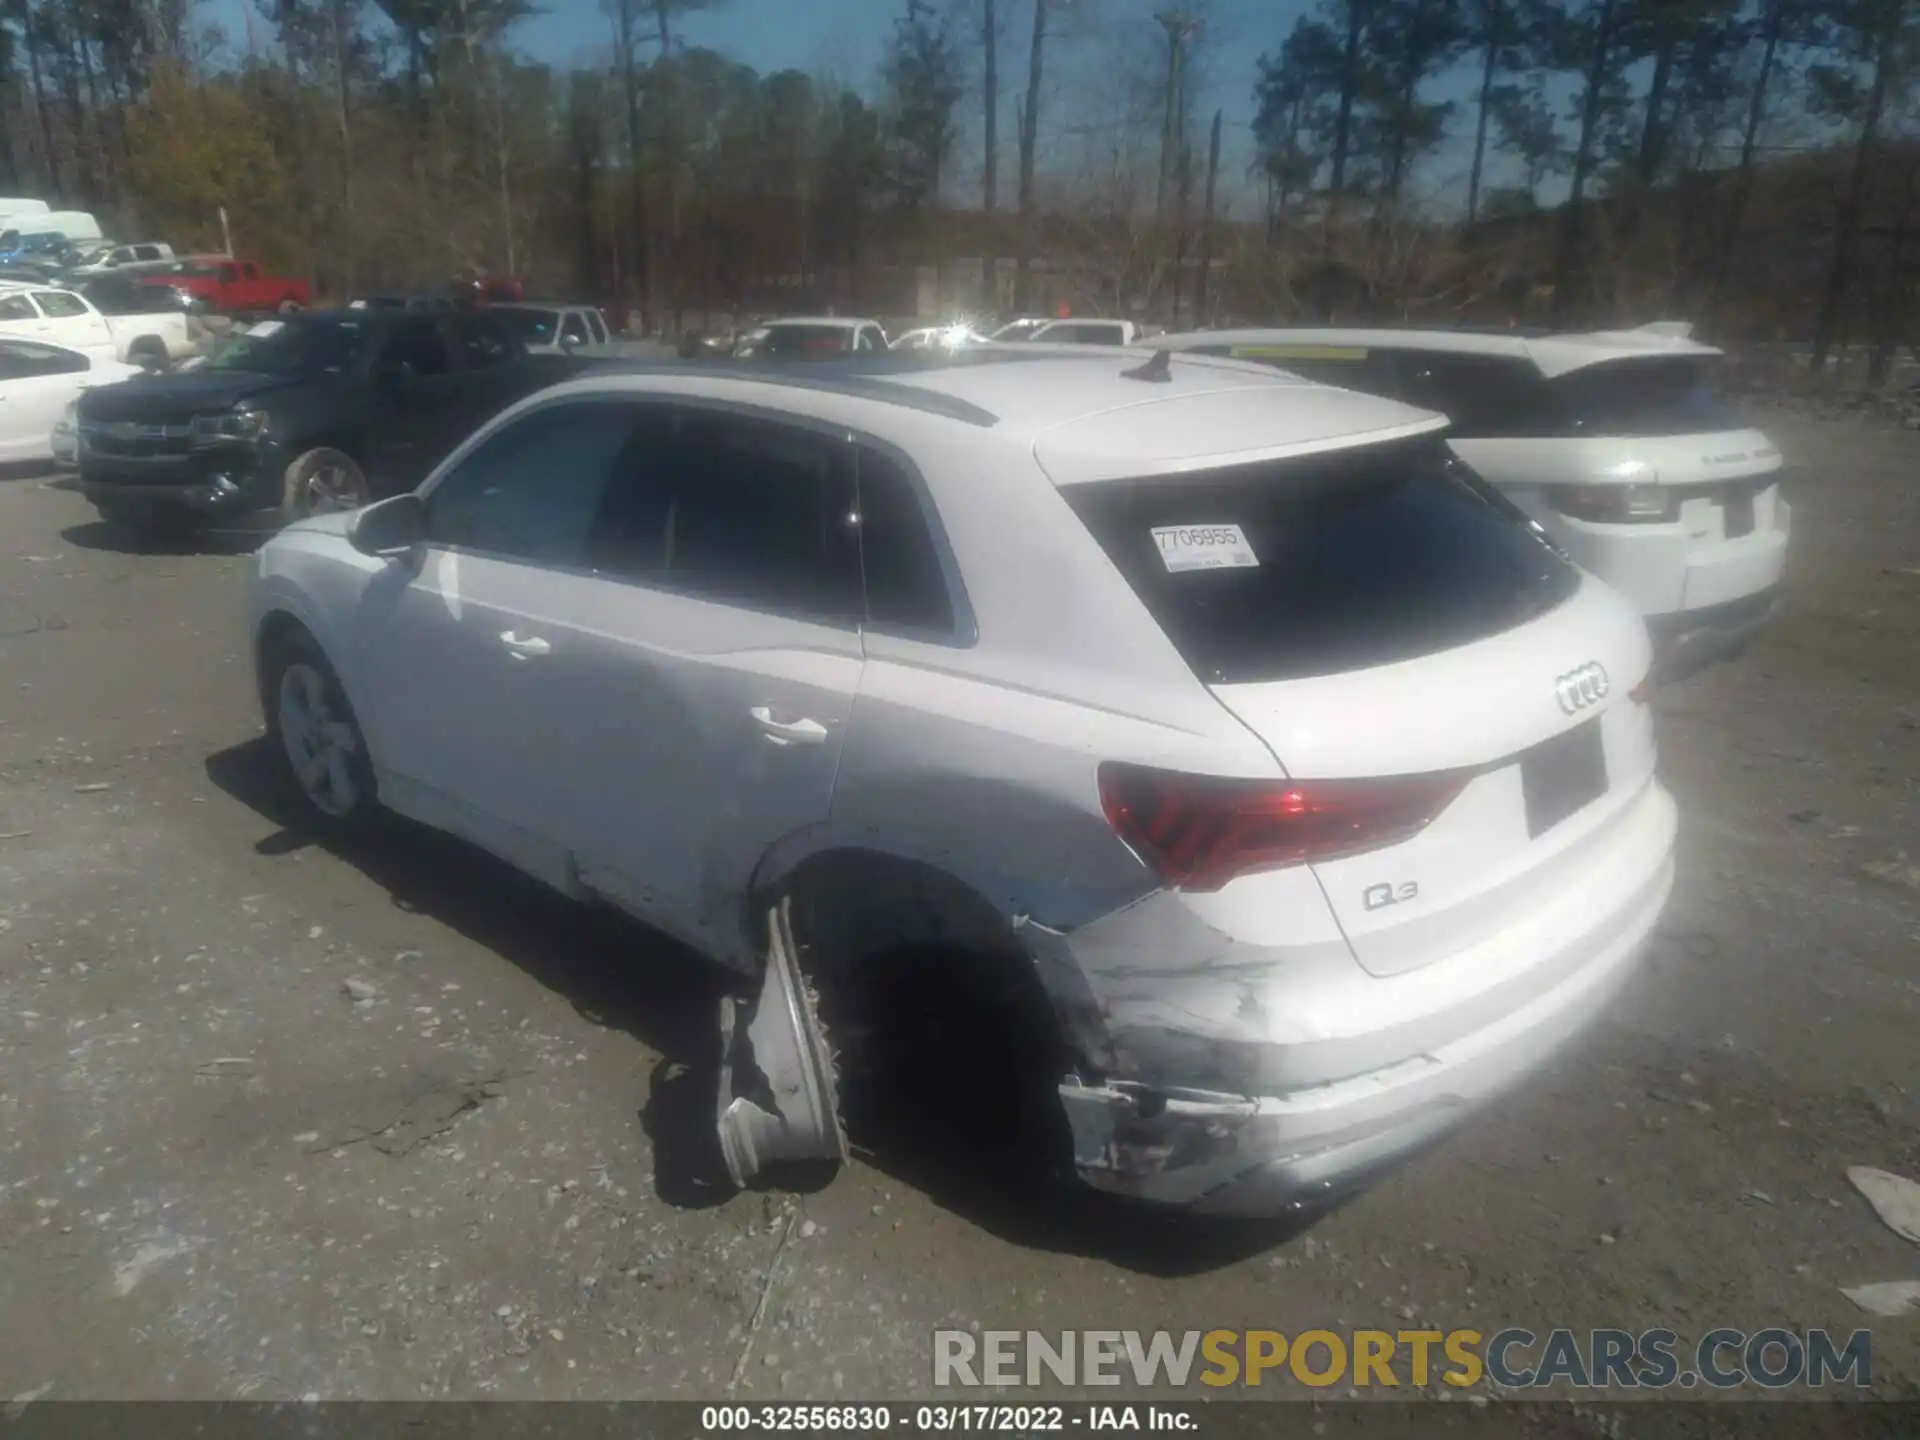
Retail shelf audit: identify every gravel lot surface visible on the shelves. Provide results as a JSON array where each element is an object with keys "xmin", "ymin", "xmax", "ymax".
[{"xmin": 1, "ymin": 414, "xmax": 1917, "ymax": 1407}]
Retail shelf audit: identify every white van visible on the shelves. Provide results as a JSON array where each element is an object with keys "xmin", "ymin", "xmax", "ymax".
[
  {"xmin": 1153, "ymin": 324, "xmax": 1788, "ymax": 682},
  {"xmin": 0, "ymin": 198, "xmax": 51, "ymax": 221},
  {"xmin": 0, "ymin": 210, "xmax": 105, "ymax": 254}
]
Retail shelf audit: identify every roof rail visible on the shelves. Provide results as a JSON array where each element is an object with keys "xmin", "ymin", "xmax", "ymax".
[{"xmin": 578, "ymin": 358, "xmax": 1003, "ymax": 427}]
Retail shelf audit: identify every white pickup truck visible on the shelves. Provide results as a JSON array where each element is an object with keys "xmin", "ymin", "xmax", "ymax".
[{"xmin": 0, "ymin": 279, "xmax": 196, "ymax": 370}]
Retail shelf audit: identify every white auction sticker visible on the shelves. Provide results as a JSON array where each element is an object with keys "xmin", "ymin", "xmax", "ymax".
[{"xmin": 1151, "ymin": 523, "xmax": 1260, "ymax": 573}]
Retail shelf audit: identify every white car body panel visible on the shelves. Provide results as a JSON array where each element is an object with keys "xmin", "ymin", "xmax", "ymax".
[
  {"xmin": 0, "ymin": 283, "xmax": 116, "ymax": 361},
  {"xmin": 0, "ymin": 344, "xmax": 142, "ymax": 463},
  {"xmin": 249, "ymin": 351, "xmax": 1676, "ymax": 1215},
  {"xmin": 0, "ymin": 282, "xmax": 187, "ymax": 365},
  {"xmin": 1458, "ymin": 430, "xmax": 1788, "ymax": 617},
  {"xmin": 102, "ymin": 310, "xmax": 195, "ymax": 362}
]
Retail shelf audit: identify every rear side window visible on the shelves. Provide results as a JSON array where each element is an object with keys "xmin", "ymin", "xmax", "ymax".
[
  {"xmin": 1551, "ymin": 357, "xmax": 1742, "ymax": 437},
  {"xmin": 589, "ymin": 410, "xmax": 863, "ymax": 623},
  {"xmin": 854, "ymin": 446, "xmax": 954, "ymax": 634},
  {"xmin": 1065, "ymin": 436, "xmax": 1579, "ymax": 685}
]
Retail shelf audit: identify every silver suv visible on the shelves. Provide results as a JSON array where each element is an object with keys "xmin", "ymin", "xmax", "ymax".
[{"xmin": 248, "ymin": 349, "xmax": 1676, "ymax": 1217}]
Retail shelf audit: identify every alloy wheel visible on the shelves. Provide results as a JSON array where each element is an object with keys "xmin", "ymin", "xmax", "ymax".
[{"xmin": 277, "ymin": 662, "xmax": 361, "ymax": 817}]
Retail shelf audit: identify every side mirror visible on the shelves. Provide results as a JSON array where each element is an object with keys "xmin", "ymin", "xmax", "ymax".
[
  {"xmin": 346, "ymin": 493, "xmax": 425, "ymax": 557},
  {"xmin": 559, "ymin": 332, "xmax": 581, "ymax": 353}
]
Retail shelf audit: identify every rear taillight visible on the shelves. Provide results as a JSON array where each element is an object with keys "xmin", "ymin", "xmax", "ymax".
[
  {"xmin": 1550, "ymin": 484, "xmax": 1678, "ymax": 525},
  {"xmin": 1098, "ymin": 763, "xmax": 1471, "ymax": 893}
]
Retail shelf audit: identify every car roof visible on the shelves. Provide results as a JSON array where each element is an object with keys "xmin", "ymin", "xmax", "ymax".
[
  {"xmin": 561, "ymin": 348, "xmax": 1447, "ymax": 484},
  {"xmin": 1153, "ymin": 323, "xmax": 1722, "ymax": 379}
]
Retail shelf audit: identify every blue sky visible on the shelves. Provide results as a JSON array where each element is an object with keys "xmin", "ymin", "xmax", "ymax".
[
  {"xmin": 522, "ymin": 0, "xmax": 1289, "ymax": 114},
  {"xmin": 518, "ymin": 0, "xmax": 1302, "ymax": 190}
]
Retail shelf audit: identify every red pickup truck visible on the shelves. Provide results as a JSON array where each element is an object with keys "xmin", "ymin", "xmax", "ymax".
[{"xmin": 140, "ymin": 257, "xmax": 310, "ymax": 314}]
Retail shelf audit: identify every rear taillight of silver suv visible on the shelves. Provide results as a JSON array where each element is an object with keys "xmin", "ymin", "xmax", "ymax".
[{"xmin": 1098, "ymin": 762, "xmax": 1470, "ymax": 893}]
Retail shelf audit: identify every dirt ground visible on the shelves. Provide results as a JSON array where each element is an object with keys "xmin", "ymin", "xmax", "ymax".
[{"xmin": 1, "ymin": 412, "xmax": 1917, "ymax": 1406}]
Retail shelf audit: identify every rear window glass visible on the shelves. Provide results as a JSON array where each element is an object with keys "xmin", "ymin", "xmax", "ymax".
[
  {"xmin": 1552, "ymin": 357, "xmax": 1742, "ymax": 437},
  {"xmin": 1065, "ymin": 437, "xmax": 1579, "ymax": 684}
]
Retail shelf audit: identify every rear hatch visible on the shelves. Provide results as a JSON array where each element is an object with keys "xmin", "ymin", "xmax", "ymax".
[
  {"xmin": 1528, "ymin": 354, "xmax": 1784, "ymax": 532},
  {"xmin": 1062, "ymin": 431, "xmax": 1656, "ymax": 978}
]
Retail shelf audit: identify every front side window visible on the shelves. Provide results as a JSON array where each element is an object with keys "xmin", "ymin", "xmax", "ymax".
[
  {"xmin": 425, "ymin": 402, "xmax": 641, "ymax": 566},
  {"xmin": 1065, "ymin": 434, "xmax": 1579, "ymax": 684},
  {"xmin": 560, "ymin": 312, "xmax": 591, "ymax": 346}
]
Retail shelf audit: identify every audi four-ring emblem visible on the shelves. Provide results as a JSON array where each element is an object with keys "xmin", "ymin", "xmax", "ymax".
[{"xmin": 1555, "ymin": 662, "xmax": 1610, "ymax": 715}]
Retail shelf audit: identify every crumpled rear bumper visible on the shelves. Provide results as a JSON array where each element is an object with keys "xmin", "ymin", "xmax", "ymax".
[{"xmin": 1045, "ymin": 793, "xmax": 1676, "ymax": 1218}]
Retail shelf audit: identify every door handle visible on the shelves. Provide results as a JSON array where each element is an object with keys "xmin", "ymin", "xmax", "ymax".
[
  {"xmin": 499, "ymin": 630, "xmax": 551, "ymax": 659},
  {"xmin": 750, "ymin": 706, "xmax": 828, "ymax": 745}
]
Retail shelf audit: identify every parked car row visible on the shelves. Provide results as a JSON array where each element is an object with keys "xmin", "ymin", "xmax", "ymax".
[{"xmin": 68, "ymin": 309, "xmax": 591, "ymax": 530}]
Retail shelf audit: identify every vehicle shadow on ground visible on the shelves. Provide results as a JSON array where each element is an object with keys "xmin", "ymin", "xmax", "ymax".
[
  {"xmin": 0, "ymin": 461, "xmax": 67, "ymax": 485},
  {"xmin": 61, "ymin": 518, "xmax": 276, "ymax": 557},
  {"xmin": 203, "ymin": 735, "xmax": 742, "ymax": 1204},
  {"xmin": 204, "ymin": 735, "xmax": 1317, "ymax": 1275}
]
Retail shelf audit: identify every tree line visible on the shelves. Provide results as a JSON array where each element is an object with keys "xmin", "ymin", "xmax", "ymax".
[{"xmin": 0, "ymin": 0, "xmax": 1915, "ymax": 372}]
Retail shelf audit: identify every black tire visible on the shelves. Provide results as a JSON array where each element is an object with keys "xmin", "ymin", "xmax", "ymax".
[
  {"xmin": 280, "ymin": 447, "xmax": 369, "ymax": 523},
  {"xmin": 260, "ymin": 628, "xmax": 379, "ymax": 832}
]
